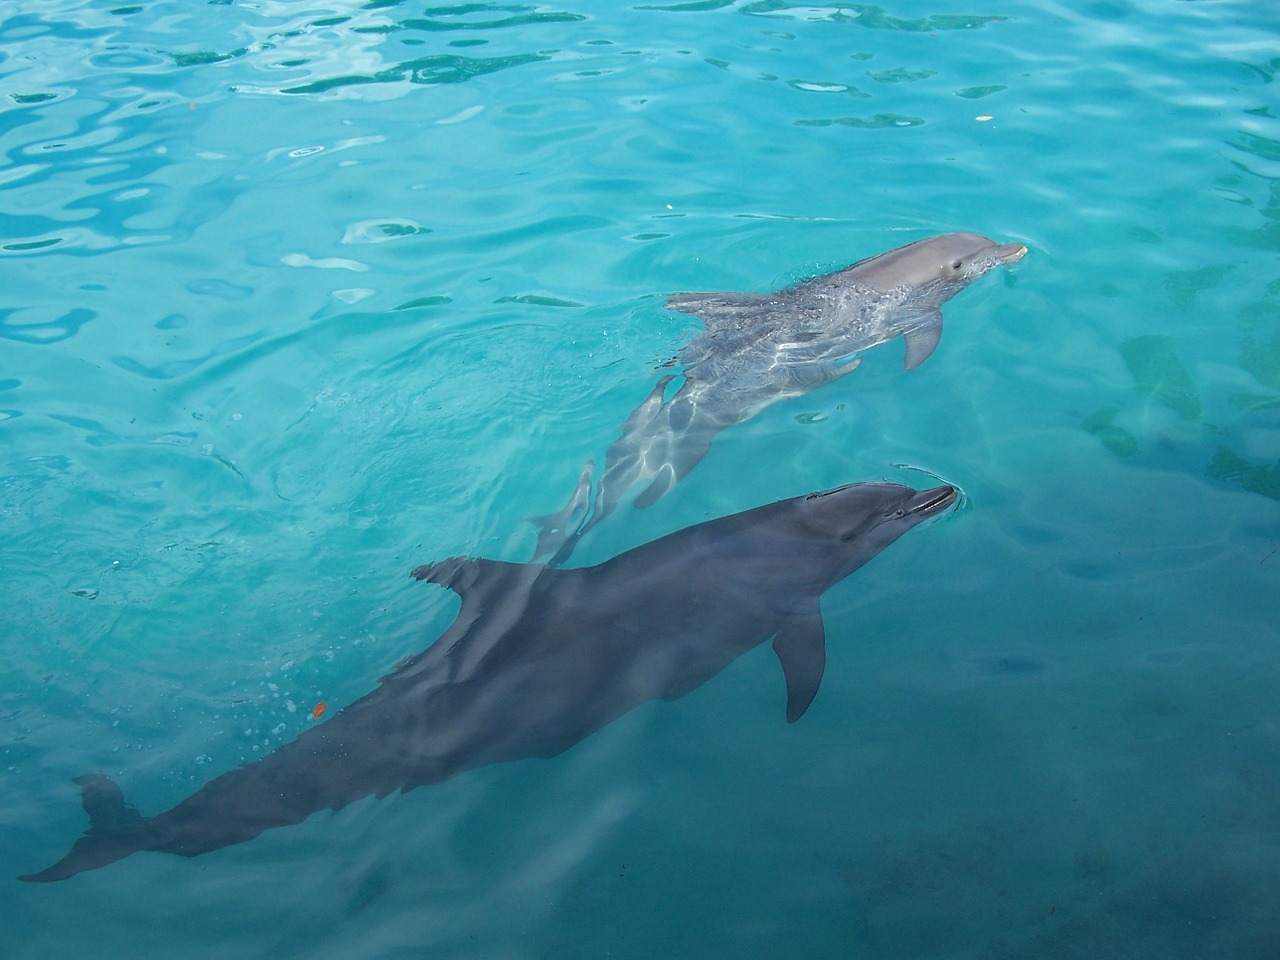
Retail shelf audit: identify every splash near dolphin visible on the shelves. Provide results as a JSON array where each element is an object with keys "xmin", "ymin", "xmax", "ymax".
[
  {"xmin": 534, "ymin": 232, "xmax": 1025, "ymax": 564},
  {"xmin": 20, "ymin": 481, "xmax": 957, "ymax": 882}
]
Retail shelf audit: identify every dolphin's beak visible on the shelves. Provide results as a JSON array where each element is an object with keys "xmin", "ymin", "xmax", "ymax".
[
  {"xmin": 994, "ymin": 241, "xmax": 1028, "ymax": 265},
  {"xmin": 908, "ymin": 484, "xmax": 958, "ymax": 517}
]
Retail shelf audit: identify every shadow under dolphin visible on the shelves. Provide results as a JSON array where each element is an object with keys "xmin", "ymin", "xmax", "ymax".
[
  {"xmin": 533, "ymin": 232, "xmax": 1024, "ymax": 564},
  {"xmin": 20, "ymin": 480, "xmax": 957, "ymax": 882}
]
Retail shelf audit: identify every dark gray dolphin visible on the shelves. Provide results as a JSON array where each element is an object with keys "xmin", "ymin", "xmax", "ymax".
[
  {"xmin": 534, "ymin": 232, "xmax": 1024, "ymax": 564},
  {"xmin": 19, "ymin": 480, "xmax": 957, "ymax": 882}
]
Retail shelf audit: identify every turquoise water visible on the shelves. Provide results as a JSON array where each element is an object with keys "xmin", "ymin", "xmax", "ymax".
[{"xmin": 3, "ymin": 0, "xmax": 1279, "ymax": 955}]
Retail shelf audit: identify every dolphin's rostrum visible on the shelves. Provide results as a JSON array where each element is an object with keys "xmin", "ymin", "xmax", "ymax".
[
  {"xmin": 535, "ymin": 232, "xmax": 1024, "ymax": 563},
  {"xmin": 20, "ymin": 480, "xmax": 957, "ymax": 882}
]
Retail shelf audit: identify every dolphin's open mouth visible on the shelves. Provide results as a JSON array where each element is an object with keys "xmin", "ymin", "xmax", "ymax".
[
  {"xmin": 962, "ymin": 241, "xmax": 1027, "ymax": 280},
  {"xmin": 908, "ymin": 484, "xmax": 958, "ymax": 517},
  {"xmin": 994, "ymin": 242, "xmax": 1028, "ymax": 265}
]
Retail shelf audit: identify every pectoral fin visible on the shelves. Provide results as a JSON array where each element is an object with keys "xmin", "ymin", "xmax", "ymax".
[
  {"xmin": 902, "ymin": 311, "xmax": 943, "ymax": 371},
  {"xmin": 771, "ymin": 605, "xmax": 827, "ymax": 723}
]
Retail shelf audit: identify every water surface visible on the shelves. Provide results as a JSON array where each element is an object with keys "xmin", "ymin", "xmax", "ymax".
[{"xmin": 3, "ymin": 1, "xmax": 1279, "ymax": 957}]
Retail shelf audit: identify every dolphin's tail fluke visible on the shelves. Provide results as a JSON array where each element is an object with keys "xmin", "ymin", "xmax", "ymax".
[{"xmin": 18, "ymin": 775, "xmax": 151, "ymax": 882}]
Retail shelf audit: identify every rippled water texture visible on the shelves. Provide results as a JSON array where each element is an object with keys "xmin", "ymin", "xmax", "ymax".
[{"xmin": 3, "ymin": 1, "xmax": 1280, "ymax": 958}]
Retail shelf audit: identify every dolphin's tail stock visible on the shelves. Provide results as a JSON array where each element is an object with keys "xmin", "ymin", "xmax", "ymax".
[{"xmin": 18, "ymin": 774, "xmax": 152, "ymax": 882}]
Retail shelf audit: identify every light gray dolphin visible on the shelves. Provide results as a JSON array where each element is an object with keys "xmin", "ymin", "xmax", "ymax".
[
  {"xmin": 534, "ymin": 232, "xmax": 1024, "ymax": 564},
  {"xmin": 19, "ymin": 480, "xmax": 956, "ymax": 882}
]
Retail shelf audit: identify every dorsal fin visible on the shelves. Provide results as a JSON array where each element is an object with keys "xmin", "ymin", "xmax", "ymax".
[
  {"xmin": 392, "ymin": 556, "xmax": 546, "ymax": 684},
  {"xmin": 666, "ymin": 291, "xmax": 774, "ymax": 330},
  {"xmin": 410, "ymin": 557, "xmax": 529, "ymax": 597},
  {"xmin": 410, "ymin": 556, "xmax": 472, "ymax": 591}
]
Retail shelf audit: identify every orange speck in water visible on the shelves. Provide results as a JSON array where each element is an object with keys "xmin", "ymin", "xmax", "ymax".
[{"xmin": 310, "ymin": 702, "xmax": 327, "ymax": 720}]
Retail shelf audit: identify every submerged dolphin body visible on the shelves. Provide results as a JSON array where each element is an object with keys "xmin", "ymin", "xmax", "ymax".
[
  {"xmin": 20, "ymin": 480, "xmax": 957, "ymax": 882},
  {"xmin": 534, "ymin": 232, "xmax": 1024, "ymax": 563}
]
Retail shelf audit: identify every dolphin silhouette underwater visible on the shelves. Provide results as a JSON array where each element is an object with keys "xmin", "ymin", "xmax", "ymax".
[
  {"xmin": 534, "ymin": 232, "xmax": 1024, "ymax": 563},
  {"xmin": 20, "ymin": 480, "xmax": 957, "ymax": 882}
]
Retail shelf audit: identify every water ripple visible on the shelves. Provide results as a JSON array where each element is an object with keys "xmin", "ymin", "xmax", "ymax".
[
  {"xmin": 0, "ymin": 307, "xmax": 96, "ymax": 344},
  {"xmin": 277, "ymin": 51, "xmax": 554, "ymax": 96},
  {"xmin": 3, "ymin": 2, "xmax": 590, "ymax": 104}
]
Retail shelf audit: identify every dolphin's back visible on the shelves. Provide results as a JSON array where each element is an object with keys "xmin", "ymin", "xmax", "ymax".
[{"xmin": 665, "ymin": 290, "xmax": 780, "ymax": 323}]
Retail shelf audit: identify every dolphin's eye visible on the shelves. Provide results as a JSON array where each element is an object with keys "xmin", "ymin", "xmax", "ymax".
[{"xmin": 951, "ymin": 259, "xmax": 963, "ymax": 270}]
